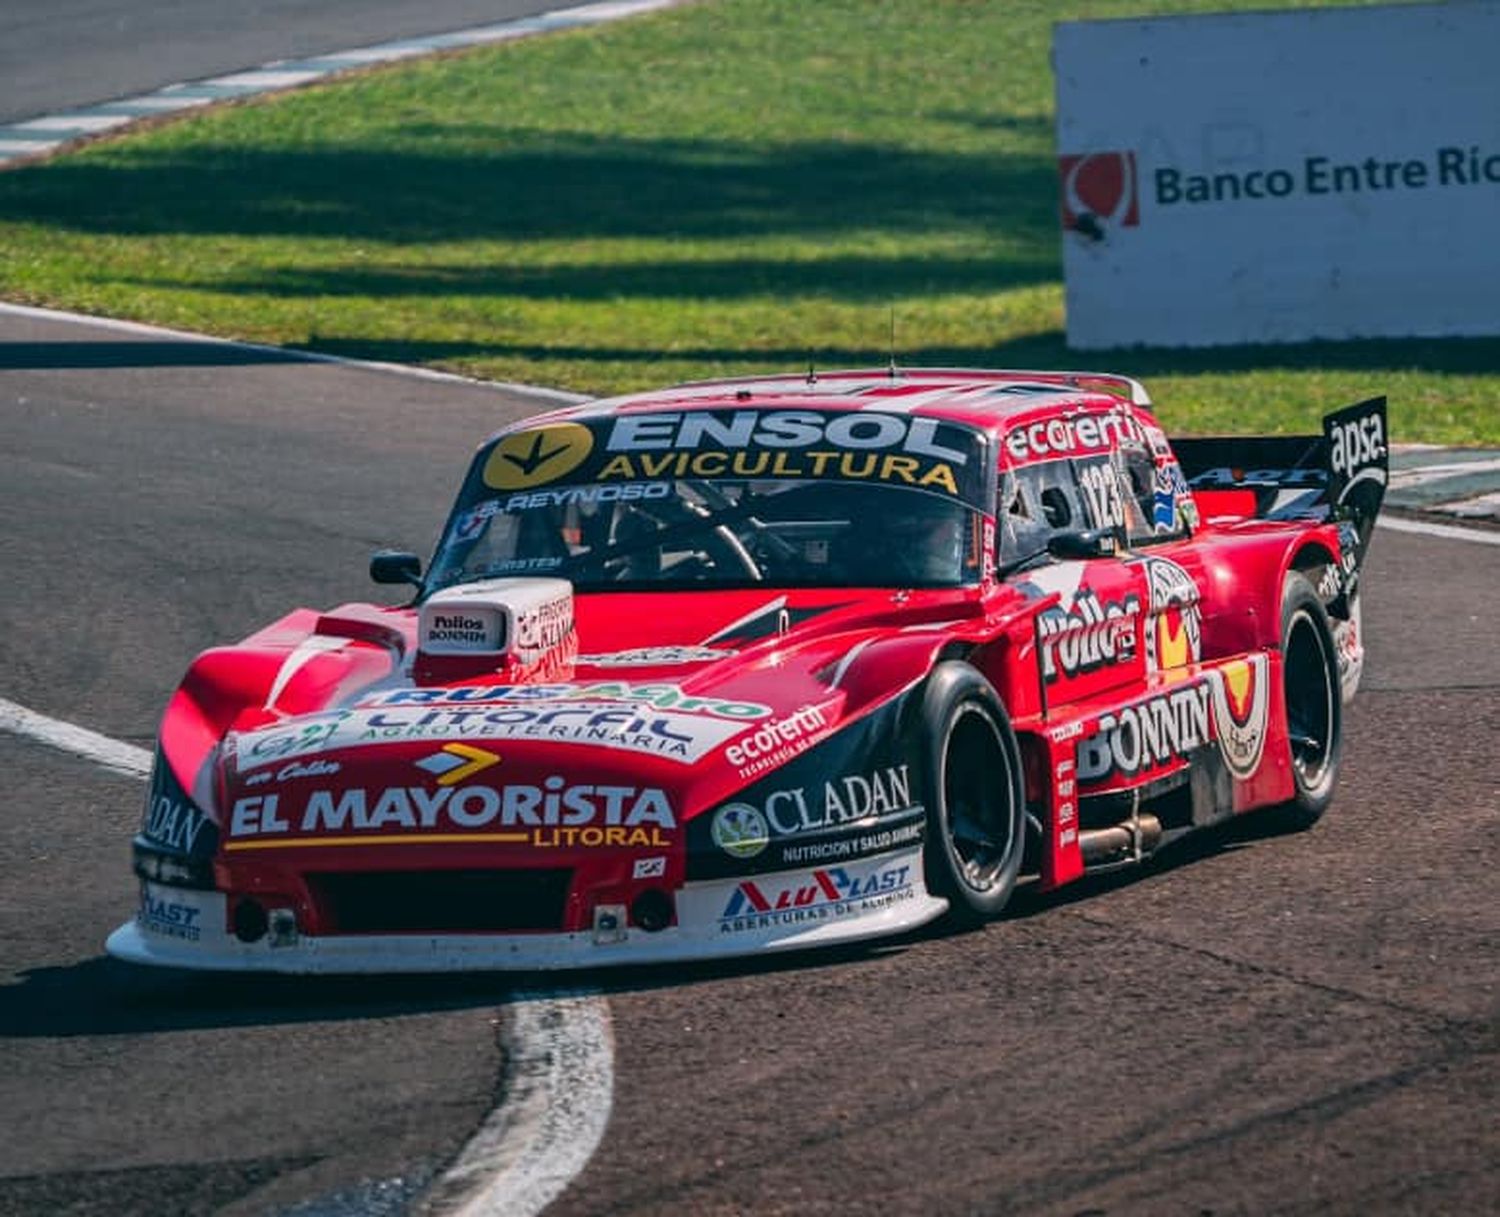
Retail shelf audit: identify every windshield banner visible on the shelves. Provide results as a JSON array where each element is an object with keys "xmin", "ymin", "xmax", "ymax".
[{"xmin": 475, "ymin": 411, "xmax": 993, "ymax": 509}]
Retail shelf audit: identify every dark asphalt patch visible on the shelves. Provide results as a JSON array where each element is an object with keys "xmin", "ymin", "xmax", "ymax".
[{"xmin": 0, "ymin": 1157, "xmax": 319, "ymax": 1217}]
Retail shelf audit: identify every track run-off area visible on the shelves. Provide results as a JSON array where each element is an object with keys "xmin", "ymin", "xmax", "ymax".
[{"xmin": 1, "ymin": 304, "xmax": 1496, "ymax": 1215}]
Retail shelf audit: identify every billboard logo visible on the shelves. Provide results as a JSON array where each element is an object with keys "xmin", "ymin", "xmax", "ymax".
[{"xmin": 1059, "ymin": 151, "xmax": 1139, "ymax": 239}]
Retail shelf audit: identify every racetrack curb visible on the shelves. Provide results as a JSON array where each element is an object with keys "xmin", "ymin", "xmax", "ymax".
[
  {"xmin": 0, "ymin": 690, "xmax": 615, "ymax": 1217},
  {"xmin": 0, "ymin": 0, "xmax": 685, "ymax": 169},
  {"xmin": 0, "ymin": 300, "xmax": 590, "ymax": 405}
]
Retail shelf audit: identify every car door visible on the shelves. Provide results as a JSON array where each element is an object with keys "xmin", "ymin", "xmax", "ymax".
[
  {"xmin": 1112, "ymin": 441, "xmax": 1206, "ymax": 678},
  {"xmin": 998, "ymin": 454, "xmax": 1146, "ymax": 712}
]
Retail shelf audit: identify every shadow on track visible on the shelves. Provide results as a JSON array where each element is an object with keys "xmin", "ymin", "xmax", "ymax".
[
  {"xmin": 0, "ymin": 956, "xmax": 523, "ymax": 1039},
  {"xmin": 0, "ymin": 340, "xmax": 308, "ymax": 369},
  {"xmin": 0, "ymin": 815, "xmax": 1304, "ymax": 1033}
]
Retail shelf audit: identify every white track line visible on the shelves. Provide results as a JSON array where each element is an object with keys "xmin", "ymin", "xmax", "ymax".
[
  {"xmin": 0, "ymin": 696, "xmax": 613, "ymax": 1215},
  {"xmin": 1377, "ymin": 515, "xmax": 1500, "ymax": 546},
  {"xmin": 437, "ymin": 993, "xmax": 615, "ymax": 1217},
  {"xmin": 0, "ymin": 300, "xmax": 590, "ymax": 404},
  {"xmin": 0, "ymin": 697, "xmax": 152, "ymax": 778},
  {"xmin": 0, "ymin": 0, "xmax": 684, "ymax": 167}
]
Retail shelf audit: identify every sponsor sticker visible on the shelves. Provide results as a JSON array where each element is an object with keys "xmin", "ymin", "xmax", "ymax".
[
  {"xmin": 711, "ymin": 803, "xmax": 770, "ymax": 860},
  {"xmin": 501, "ymin": 482, "xmax": 671, "ymax": 513},
  {"xmin": 358, "ymin": 682, "xmax": 770, "ymax": 719},
  {"xmin": 234, "ymin": 702, "xmax": 752, "ymax": 769},
  {"xmin": 141, "ymin": 757, "xmax": 218, "ymax": 860},
  {"xmin": 1324, "ymin": 397, "xmax": 1389, "ymax": 507},
  {"xmin": 724, "ymin": 702, "xmax": 831, "ymax": 776},
  {"xmin": 1152, "ymin": 462, "xmax": 1190, "ymax": 533},
  {"xmin": 473, "ymin": 411, "xmax": 991, "ymax": 507},
  {"xmin": 1037, "ymin": 587, "xmax": 1140, "ymax": 683},
  {"xmin": 1005, "ymin": 409, "xmax": 1146, "ymax": 463},
  {"xmin": 759, "ymin": 764, "xmax": 915, "ymax": 839},
  {"xmin": 691, "ymin": 697, "xmax": 922, "ymax": 879},
  {"xmin": 226, "ymin": 776, "xmax": 677, "ymax": 850},
  {"xmin": 1138, "ymin": 555, "xmax": 1202, "ymax": 671},
  {"xmin": 1076, "ymin": 655, "xmax": 1272, "ymax": 785},
  {"xmin": 577, "ymin": 646, "xmax": 736, "ymax": 667},
  {"xmin": 633, "ymin": 856, "xmax": 668, "ymax": 880},
  {"xmin": 1076, "ymin": 681, "xmax": 1212, "ymax": 783},
  {"xmin": 413, "ymin": 743, "xmax": 501, "ymax": 786},
  {"xmin": 707, "ymin": 853, "xmax": 919, "ymax": 935},
  {"xmin": 709, "ymin": 764, "xmax": 920, "ymax": 866},
  {"xmin": 483, "ymin": 423, "xmax": 596, "ymax": 489},
  {"xmin": 424, "ymin": 609, "xmax": 502, "ymax": 652},
  {"xmin": 244, "ymin": 759, "xmax": 342, "ymax": 788},
  {"xmin": 1206, "ymin": 654, "xmax": 1271, "ymax": 779},
  {"xmin": 137, "ymin": 883, "xmax": 222, "ymax": 943}
]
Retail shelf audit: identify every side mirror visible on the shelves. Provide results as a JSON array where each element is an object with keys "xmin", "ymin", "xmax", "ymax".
[
  {"xmin": 370, "ymin": 549, "xmax": 423, "ymax": 587},
  {"xmin": 1046, "ymin": 528, "xmax": 1116, "ymax": 561}
]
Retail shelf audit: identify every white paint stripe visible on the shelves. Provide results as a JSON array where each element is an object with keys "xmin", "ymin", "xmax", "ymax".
[
  {"xmin": 0, "ymin": 0, "xmax": 685, "ymax": 162},
  {"xmin": 1377, "ymin": 515, "xmax": 1500, "ymax": 546},
  {"xmin": 438, "ymin": 992, "xmax": 614, "ymax": 1217},
  {"xmin": 0, "ymin": 697, "xmax": 615, "ymax": 1213},
  {"xmin": 703, "ymin": 595, "xmax": 788, "ymax": 644},
  {"xmin": 205, "ymin": 69, "xmax": 328, "ymax": 88},
  {"xmin": 827, "ymin": 636, "xmax": 874, "ymax": 689},
  {"xmin": 0, "ymin": 302, "xmax": 589, "ymax": 404},
  {"xmin": 1437, "ymin": 491, "xmax": 1500, "ymax": 518},
  {"xmin": 433, "ymin": 22, "xmax": 546, "ymax": 41},
  {"xmin": 560, "ymin": 0, "xmax": 677, "ymax": 18},
  {"xmin": 1389, "ymin": 456, "xmax": 1500, "ymax": 488},
  {"xmin": 263, "ymin": 635, "xmax": 348, "ymax": 709},
  {"xmin": 12, "ymin": 114, "xmax": 136, "ymax": 133},
  {"xmin": 0, "ymin": 697, "xmax": 151, "ymax": 778},
  {"xmin": 311, "ymin": 45, "xmax": 431, "ymax": 62},
  {"xmin": 111, "ymin": 95, "xmax": 216, "ymax": 112},
  {"xmin": 0, "ymin": 139, "xmax": 61, "ymax": 154}
]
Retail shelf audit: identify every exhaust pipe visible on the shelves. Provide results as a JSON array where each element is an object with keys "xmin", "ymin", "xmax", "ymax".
[{"xmin": 1078, "ymin": 812, "xmax": 1162, "ymax": 866}]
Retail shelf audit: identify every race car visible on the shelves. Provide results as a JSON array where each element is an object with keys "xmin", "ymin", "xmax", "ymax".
[{"xmin": 108, "ymin": 369, "xmax": 1387, "ymax": 972}]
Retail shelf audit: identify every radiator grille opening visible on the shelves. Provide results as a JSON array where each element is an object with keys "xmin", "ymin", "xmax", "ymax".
[{"xmin": 308, "ymin": 869, "xmax": 572, "ymax": 934}]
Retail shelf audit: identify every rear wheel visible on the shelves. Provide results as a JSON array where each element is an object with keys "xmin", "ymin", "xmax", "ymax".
[
  {"xmin": 1269, "ymin": 572, "xmax": 1342, "ymax": 830},
  {"xmin": 917, "ymin": 662, "xmax": 1025, "ymax": 924}
]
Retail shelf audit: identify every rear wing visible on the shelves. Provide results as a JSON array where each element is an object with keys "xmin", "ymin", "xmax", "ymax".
[{"xmin": 1173, "ymin": 397, "xmax": 1388, "ymax": 565}]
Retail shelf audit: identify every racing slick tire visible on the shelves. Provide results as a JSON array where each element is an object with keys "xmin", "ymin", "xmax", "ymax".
[
  {"xmin": 917, "ymin": 661, "xmax": 1026, "ymax": 925},
  {"xmin": 1268, "ymin": 571, "xmax": 1343, "ymax": 831}
]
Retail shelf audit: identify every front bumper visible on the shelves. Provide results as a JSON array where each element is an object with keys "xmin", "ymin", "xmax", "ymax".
[{"xmin": 107, "ymin": 849, "xmax": 945, "ymax": 973}]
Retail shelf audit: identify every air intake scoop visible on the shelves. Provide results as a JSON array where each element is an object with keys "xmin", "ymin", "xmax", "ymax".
[{"xmin": 416, "ymin": 578, "xmax": 575, "ymax": 680}]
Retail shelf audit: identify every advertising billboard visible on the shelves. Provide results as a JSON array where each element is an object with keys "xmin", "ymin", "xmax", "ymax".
[{"xmin": 1054, "ymin": 2, "xmax": 1500, "ymax": 348}]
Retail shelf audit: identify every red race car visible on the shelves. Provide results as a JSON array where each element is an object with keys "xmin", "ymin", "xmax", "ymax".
[{"xmin": 109, "ymin": 369, "xmax": 1386, "ymax": 972}]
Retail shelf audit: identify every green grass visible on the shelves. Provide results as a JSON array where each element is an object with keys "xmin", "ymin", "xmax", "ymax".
[{"xmin": 0, "ymin": 0, "xmax": 1495, "ymax": 442}]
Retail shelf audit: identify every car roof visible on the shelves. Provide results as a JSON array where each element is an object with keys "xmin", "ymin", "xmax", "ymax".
[{"xmin": 499, "ymin": 368, "xmax": 1153, "ymax": 443}]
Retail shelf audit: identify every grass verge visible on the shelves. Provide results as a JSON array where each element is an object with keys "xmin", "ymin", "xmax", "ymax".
[{"xmin": 0, "ymin": 0, "xmax": 1494, "ymax": 442}]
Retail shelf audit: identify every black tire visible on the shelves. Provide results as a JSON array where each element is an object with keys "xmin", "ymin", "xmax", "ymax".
[
  {"xmin": 1269, "ymin": 571, "xmax": 1343, "ymax": 831},
  {"xmin": 917, "ymin": 661, "xmax": 1026, "ymax": 924}
]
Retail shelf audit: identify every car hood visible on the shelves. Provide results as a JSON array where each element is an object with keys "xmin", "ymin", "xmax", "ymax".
[{"xmin": 214, "ymin": 585, "xmax": 999, "ymax": 848}]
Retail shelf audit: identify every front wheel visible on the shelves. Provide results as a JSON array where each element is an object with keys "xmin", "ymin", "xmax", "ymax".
[
  {"xmin": 1268, "ymin": 572, "xmax": 1343, "ymax": 831},
  {"xmin": 917, "ymin": 662, "xmax": 1026, "ymax": 924}
]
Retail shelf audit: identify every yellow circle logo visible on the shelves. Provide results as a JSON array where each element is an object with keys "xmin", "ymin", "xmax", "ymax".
[{"xmin": 483, "ymin": 423, "xmax": 595, "ymax": 489}]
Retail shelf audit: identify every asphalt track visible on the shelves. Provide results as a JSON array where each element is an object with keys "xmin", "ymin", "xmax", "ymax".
[
  {"xmin": 0, "ymin": 1, "xmax": 564, "ymax": 125},
  {"xmin": 1, "ymin": 307, "xmax": 1497, "ymax": 1214}
]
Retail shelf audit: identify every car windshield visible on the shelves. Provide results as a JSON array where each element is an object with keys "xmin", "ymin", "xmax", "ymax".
[{"xmin": 427, "ymin": 478, "xmax": 982, "ymax": 593}]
